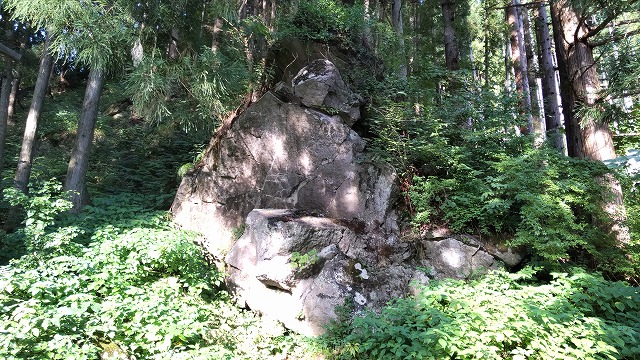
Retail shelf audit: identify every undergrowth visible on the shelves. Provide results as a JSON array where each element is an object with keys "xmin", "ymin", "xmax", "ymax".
[
  {"xmin": 0, "ymin": 187, "xmax": 308, "ymax": 359},
  {"xmin": 368, "ymin": 85, "xmax": 639, "ymax": 276},
  {"xmin": 320, "ymin": 268, "xmax": 640, "ymax": 360}
]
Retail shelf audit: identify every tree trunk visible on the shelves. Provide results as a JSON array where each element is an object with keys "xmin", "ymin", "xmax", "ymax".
[
  {"xmin": 483, "ymin": 1, "xmax": 491, "ymax": 88},
  {"xmin": 534, "ymin": 3, "xmax": 564, "ymax": 153},
  {"xmin": 7, "ymin": 77, "xmax": 19, "ymax": 123},
  {"xmin": 550, "ymin": 2, "xmax": 582, "ymax": 158},
  {"xmin": 363, "ymin": 0, "xmax": 372, "ymax": 48},
  {"xmin": 167, "ymin": 28, "xmax": 180, "ymax": 60},
  {"xmin": 392, "ymin": 0, "xmax": 407, "ymax": 80},
  {"xmin": 551, "ymin": 0, "xmax": 629, "ymax": 245},
  {"xmin": 64, "ymin": 69, "xmax": 105, "ymax": 213},
  {"xmin": 14, "ymin": 34, "xmax": 54, "ymax": 193},
  {"xmin": 441, "ymin": 0, "xmax": 460, "ymax": 71},
  {"xmin": 522, "ymin": 5, "xmax": 544, "ymax": 140},
  {"xmin": 7, "ymin": 43, "xmax": 25, "ymax": 125},
  {"xmin": 0, "ymin": 56, "xmax": 13, "ymax": 193},
  {"xmin": 507, "ymin": 0, "xmax": 533, "ymax": 134},
  {"xmin": 210, "ymin": 17, "xmax": 224, "ymax": 53}
]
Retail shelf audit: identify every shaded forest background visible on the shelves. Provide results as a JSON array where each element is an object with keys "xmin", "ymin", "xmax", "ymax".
[{"xmin": 0, "ymin": 0, "xmax": 639, "ymax": 359}]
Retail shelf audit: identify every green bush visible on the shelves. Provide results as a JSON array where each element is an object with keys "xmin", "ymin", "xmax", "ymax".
[
  {"xmin": 277, "ymin": 0, "xmax": 365, "ymax": 45},
  {"xmin": 2, "ymin": 179, "xmax": 73, "ymax": 262},
  {"xmin": 410, "ymin": 147, "xmax": 611, "ymax": 262},
  {"xmin": 0, "ymin": 192, "xmax": 307, "ymax": 359},
  {"xmin": 368, "ymin": 87, "xmax": 623, "ymax": 268},
  {"xmin": 320, "ymin": 268, "xmax": 640, "ymax": 359}
]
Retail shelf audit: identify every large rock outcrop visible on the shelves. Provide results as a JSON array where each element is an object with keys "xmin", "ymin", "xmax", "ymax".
[
  {"xmin": 171, "ymin": 60, "xmax": 525, "ymax": 335},
  {"xmin": 171, "ymin": 60, "xmax": 393, "ymax": 256}
]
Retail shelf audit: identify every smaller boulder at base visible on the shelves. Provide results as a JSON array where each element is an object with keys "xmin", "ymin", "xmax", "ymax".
[{"xmin": 226, "ymin": 209, "xmax": 360, "ymax": 336}]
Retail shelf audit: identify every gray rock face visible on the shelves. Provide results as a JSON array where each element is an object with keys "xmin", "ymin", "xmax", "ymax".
[
  {"xmin": 170, "ymin": 60, "xmax": 394, "ymax": 256},
  {"xmin": 226, "ymin": 209, "xmax": 416, "ymax": 336},
  {"xmin": 225, "ymin": 210, "xmax": 523, "ymax": 336},
  {"xmin": 292, "ymin": 59, "xmax": 363, "ymax": 126},
  {"xmin": 417, "ymin": 238, "xmax": 498, "ymax": 279}
]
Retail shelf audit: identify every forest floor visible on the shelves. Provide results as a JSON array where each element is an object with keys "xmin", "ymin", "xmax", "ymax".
[{"xmin": 0, "ymin": 83, "xmax": 639, "ymax": 359}]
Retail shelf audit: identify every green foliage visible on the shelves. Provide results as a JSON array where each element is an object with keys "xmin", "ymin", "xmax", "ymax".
[
  {"xmin": 0, "ymin": 192, "xmax": 308, "ymax": 359},
  {"xmin": 125, "ymin": 43, "xmax": 250, "ymax": 131},
  {"xmin": 2, "ymin": 179, "xmax": 73, "ymax": 257},
  {"xmin": 5, "ymin": 0, "xmax": 132, "ymax": 70},
  {"xmin": 369, "ymin": 85, "xmax": 622, "ymax": 267},
  {"xmin": 290, "ymin": 249, "xmax": 319, "ymax": 269},
  {"xmin": 320, "ymin": 268, "xmax": 640, "ymax": 360},
  {"xmin": 277, "ymin": 0, "xmax": 365, "ymax": 45},
  {"xmin": 88, "ymin": 83, "xmax": 210, "ymax": 207},
  {"xmin": 411, "ymin": 148, "xmax": 610, "ymax": 262}
]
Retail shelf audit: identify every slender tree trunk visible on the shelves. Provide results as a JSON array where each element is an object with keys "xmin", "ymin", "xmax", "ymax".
[
  {"xmin": 522, "ymin": 5, "xmax": 544, "ymax": 140},
  {"xmin": 363, "ymin": 0, "xmax": 372, "ymax": 48},
  {"xmin": 64, "ymin": 69, "xmax": 105, "ymax": 213},
  {"xmin": 210, "ymin": 17, "xmax": 224, "ymax": 53},
  {"xmin": 507, "ymin": 0, "xmax": 533, "ymax": 134},
  {"xmin": 505, "ymin": 40, "xmax": 513, "ymax": 92},
  {"xmin": 0, "ymin": 56, "xmax": 13, "ymax": 193},
  {"xmin": 7, "ymin": 43, "xmax": 25, "ymax": 125},
  {"xmin": 551, "ymin": 0, "xmax": 629, "ymax": 245},
  {"xmin": 483, "ymin": 2, "xmax": 491, "ymax": 88},
  {"xmin": 270, "ymin": 0, "xmax": 277, "ymax": 29},
  {"xmin": 392, "ymin": 0, "xmax": 407, "ymax": 80},
  {"xmin": 7, "ymin": 77, "xmax": 19, "ymax": 123},
  {"xmin": 14, "ymin": 34, "xmax": 54, "ymax": 193},
  {"xmin": 441, "ymin": 0, "xmax": 460, "ymax": 71},
  {"xmin": 167, "ymin": 28, "xmax": 180, "ymax": 60},
  {"xmin": 535, "ymin": 3, "xmax": 564, "ymax": 152}
]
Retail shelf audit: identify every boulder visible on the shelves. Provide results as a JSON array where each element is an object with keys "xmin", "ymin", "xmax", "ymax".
[
  {"xmin": 292, "ymin": 59, "xmax": 363, "ymax": 126},
  {"xmin": 170, "ymin": 59, "xmax": 526, "ymax": 336},
  {"xmin": 226, "ymin": 209, "xmax": 419, "ymax": 336},
  {"xmin": 417, "ymin": 238, "xmax": 498, "ymax": 280},
  {"xmin": 170, "ymin": 60, "xmax": 395, "ymax": 256}
]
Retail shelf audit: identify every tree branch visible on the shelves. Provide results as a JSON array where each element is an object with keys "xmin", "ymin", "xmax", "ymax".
[
  {"xmin": 487, "ymin": 1, "xmax": 547, "ymax": 11},
  {"xmin": 591, "ymin": 28, "xmax": 640, "ymax": 47},
  {"xmin": 581, "ymin": 14, "xmax": 616, "ymax": 40}
]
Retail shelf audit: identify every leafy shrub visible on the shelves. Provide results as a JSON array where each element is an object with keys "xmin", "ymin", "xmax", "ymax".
[
  {"xmin": 320, "ymin": 268, "xmax": 640, "ymax": 359},
  {"xmin": 0, "ymin": 193, "xmax": 308, "ymax": 359},
  {"xmin": 410, "ymin": 147, "xmax": 611, "ymax": 262},
  {"xmin": 277, "ymin": 0, "xmax": 365, "ymax": 45},
  {"xmin": 368, "ymin": 87, "xmax": 622, "ymax": 267},
  {"xmin": 1, "ymin": 179, "xmax": 73, "ymax": 262}
]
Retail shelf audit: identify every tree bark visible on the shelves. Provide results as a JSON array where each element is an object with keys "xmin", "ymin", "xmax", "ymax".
[
  {"xmin": 392, "ymin": 0, "xmax": 407, "ymax": 80},
  {"xmin": 551, "ymin": 0, "xmax": 629, "ymax": 245},
  {"xmin": 14, "ymin": 34, "xmax": 54, "ymax": 193},
  {"xmin": 522, "ymin": 5, "xmax": 544, "ymax": 140},
  {"xmin": 441, "ymin": 0, "xmax": 460, "ymax": 71},
  {"xmin": 167, "ymin": 28, "xmax": 180, "ymax": 60},
  {"xmin": 64, "ymin": 68, "xmax": 105, "ymax": 213},
  {"xmin": 0, "ymin": 56, "xmax": 13, "ymax": 193},
  {"xmin": 7, "ymin": 77, "xmax": 19, "ymax": 123},
  {"xmin": 507, "ymin": 0, "xmax": 533, "ymax": 134},
  {"xmin": 210, "ymin": 17, "xmax": 224, "ymax": 53},
  {"xmin": 534, "ymin": 3, "xmax": 564, "ymax": 153},
  {"xmin": 7, "ymin": 43, "xmax": 25, "ymax": 125},
  {"xmin": 363, "ymin": 0, "xmax": 372, "ymax": 48},
  {"xmin": 550, "ymin": 2, "xmax": 582, "ymax": 158}
]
